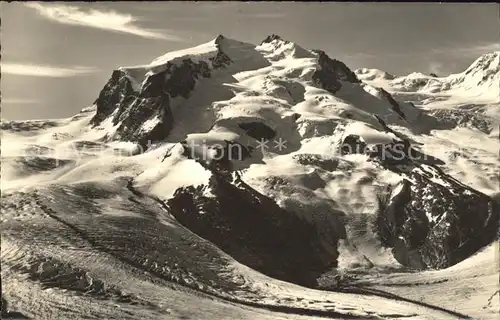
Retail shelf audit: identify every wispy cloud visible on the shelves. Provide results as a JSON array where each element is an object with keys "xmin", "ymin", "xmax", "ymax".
[
  {"xmin": 431, "ymin": 42, "xmax": 500, "ymax": 56},
  {"xmin": 1, "ymin": 98, "xmax": 39, "ymax": 104},
  {"xmin": 2, "ymin": 63, "xmax": 98, "ymax": 77},
  {"xmin": 427, "ymin": 61, "xmax": 446, "ymax": 75},
  {"xmin": 24, "ymin": 2, "xmax": 183, "ymax": 41}
]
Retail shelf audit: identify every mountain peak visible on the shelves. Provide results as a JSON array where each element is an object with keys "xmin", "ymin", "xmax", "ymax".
[
  {"xmin": 90, "ymin": 35, "xmax": 375, "ymax": 146},
  {"xmin": 214, "ymin": 34, "xmax": 226, "ymax": 45},
  {"xmin": 311, "ymin": 49, "xmax": 327, "ymax": 57},
  {"xmin": 261, "ymin": 34, "xmax": 285, "ymax": 45},
  {"xmin": 447, "ymin": 50, "xmax": 500, "ymax": 95},
  {"xmin": 312, "ymin": 50, "xmax": 361, "ymax": 85},
  {"xmin": 256, "ymin": 34, "xmax": 313, "ymax": 61},
  {"xmin": 465, "ymin": 51, "xmax": 499, "ymax": 73}
]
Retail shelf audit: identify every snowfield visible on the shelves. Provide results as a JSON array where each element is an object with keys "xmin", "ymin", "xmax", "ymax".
[{"xmin": 1, "ymin": 35, "xmax": 498, "ymax": 320}]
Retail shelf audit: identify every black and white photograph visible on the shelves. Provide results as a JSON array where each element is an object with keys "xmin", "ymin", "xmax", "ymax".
[{"xmin": 1, "ymin": 2, "xmax": 499, "ymax": 319}]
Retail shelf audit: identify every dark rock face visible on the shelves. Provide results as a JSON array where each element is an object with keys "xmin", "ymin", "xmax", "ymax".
[
  {"xmin": 238, "ymin": 122, "xmax": 276, "ymax": 140},
  {"xmin": 379, "ymin": 88, "xmax": 407, "ymax": 120},
  {"xmin": 90, "ymin": 53, "xmax": 232, "ymax": 148},
  {"xmin": 383, "ymin": 72, "xmax": 396, "ymax": 80},
  {"xmin": 162, "ymin": 60, "xmax": 211, "ymax": 98},
  {"xmin": 261, "ymin": 34, "xmax": 284, "ymax": 45},
  {"xmin": 338, "ymin": 127, "xmax": 498, "ymax": 270},
  {"xmin": 166, "ymin": 173, "xmax": 337, "ymax": 287},
  {"xmin": 344, "ymin": 131, "xmax": 500, "ymax": 269},
  {"xmin": 429, "ymin": 73, "xmax": 438, "ymax": 77},
  {"xmin": 210, "ymin": 51, "xmax": 233, "ymax": 69},
  {"xmin": 376, "ymin": 167, "xmax": 498, "ymax": 270},
  {"xmin": 91, "ymin": 70, "xmax": 135, "ymax": 126},
  {"xmin": 311, "ymin": 50, "xmax": 361, "ymax": 94}
]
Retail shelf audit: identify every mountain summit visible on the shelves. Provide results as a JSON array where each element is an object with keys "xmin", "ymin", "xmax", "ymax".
[
  {"xmin": 90, "ymin": 35, "xmax": 417, "ymax": 149},
  {"xmin": 449, "ymin": 51, "xmax": 500, "ymax": 94}
]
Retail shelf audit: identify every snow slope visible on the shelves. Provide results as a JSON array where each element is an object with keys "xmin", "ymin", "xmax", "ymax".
[{"xmin": 1, "ymin": 35, "xmax": 499, "ymax": 319}]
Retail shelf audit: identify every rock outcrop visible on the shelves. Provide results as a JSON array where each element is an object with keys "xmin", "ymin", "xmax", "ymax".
[
  {"xmin": 339, "ymin": 130, "xmax": 499, "ymax": 270},
  {"xmin": 166, "ymin": 172, "xmax": 339, "ymax": 287},
  {"xmin": 90, "ymin": 37, "xmax": 233, "ymax": 148},
  {"xmin": 376, "ymin": 166, "xmax": 498, "ymax": 270},
  {"xmin": 311, "ymin": 50, "xmax": 361, "ymax": 94}
]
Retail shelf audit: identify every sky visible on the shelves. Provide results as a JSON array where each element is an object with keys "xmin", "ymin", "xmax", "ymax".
[{"xmin": 1, "ymin": 2, "xmax": 499, "ymax": 120}]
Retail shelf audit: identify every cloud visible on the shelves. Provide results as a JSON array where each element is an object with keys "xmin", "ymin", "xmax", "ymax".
[
  {"xmin": 427, "ymin": 61, "xmax": 445, "ymax": 75},
  {"xmin": 2, "ymin": 63, "xmax": 98, "ymax": 77},
  {"xmin": 351, "ymin": 42, "xmax": 500, "ymax": 61},
  {"xmin": 24, "ymin": 3, "xmax": 183, "ymax": 41},
  {"xmin": 458, "ymin": 43, "xmax": 500, "ymax": 55},
  {"xmin": 431, "ymin": 42, "xmax": 500, "ymax": 57},
  {"xmin": 1, "ymin": 98, "xmax": 39, "ymax": 104}
]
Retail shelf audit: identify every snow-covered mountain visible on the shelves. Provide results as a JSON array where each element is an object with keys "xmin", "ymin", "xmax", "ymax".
[
  {"xmin": 355, "ymin": 68, "xmax": 396, "ymax": 81},
  {"xmin": 2, "ymin": 35, "xmax": 499, "ymax": 319},
  {"xmin": 359, "ymin": 51, "xmax": 500, "ymax": 99}
]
